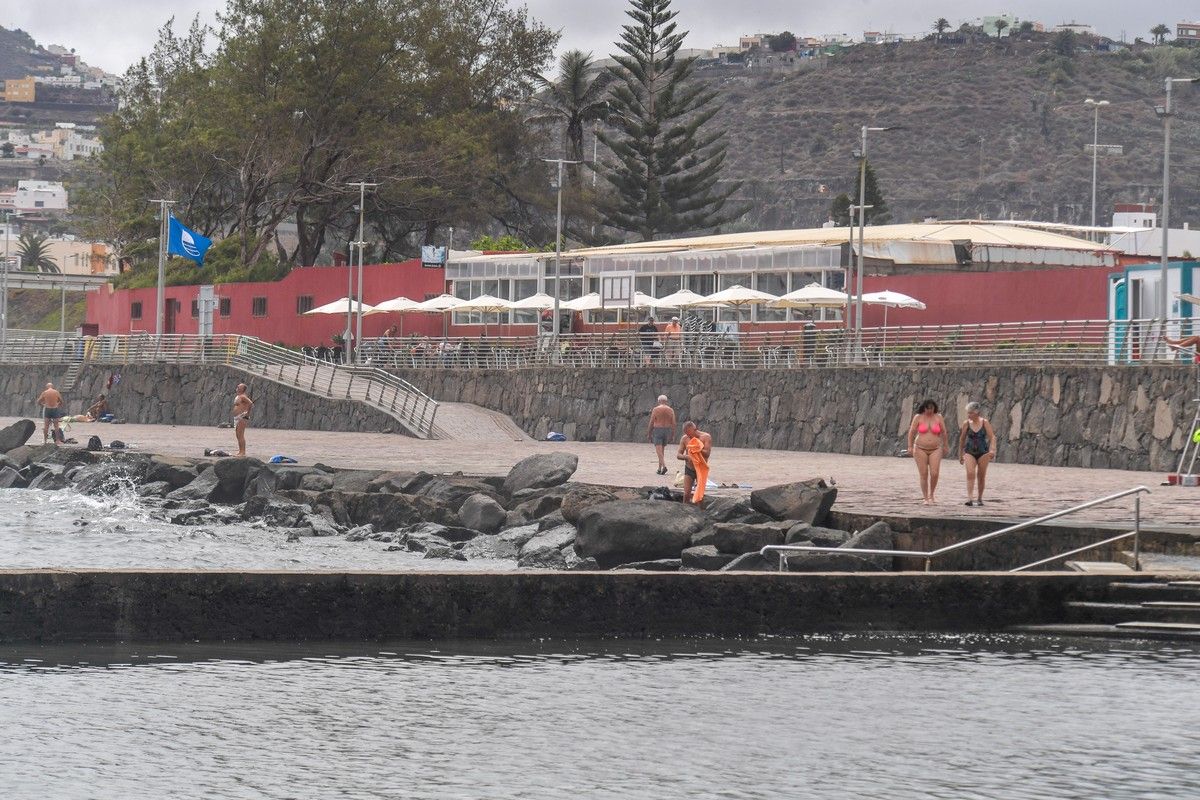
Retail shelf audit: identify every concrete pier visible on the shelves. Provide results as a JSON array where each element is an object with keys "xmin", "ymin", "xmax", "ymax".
[{"xmin": 0, "ymin": 569, "xmax": 1178, "ymax": 644}]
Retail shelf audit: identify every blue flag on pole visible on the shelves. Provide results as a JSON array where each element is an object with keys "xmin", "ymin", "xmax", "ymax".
[{"xmin": 167, "ymin": 216, "xmax": 213, "ymax": 265}]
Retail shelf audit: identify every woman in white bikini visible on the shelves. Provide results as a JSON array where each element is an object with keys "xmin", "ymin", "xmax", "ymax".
[
  {"xmin": 907, "ymin": 399, "xmax": 949, "ymax": 505},
  {"xmin": 958, "ymin": 401, "xmax": 997, "ymax": 507}
]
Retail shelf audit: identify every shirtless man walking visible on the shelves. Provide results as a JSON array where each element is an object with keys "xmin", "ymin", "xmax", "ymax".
[
  {"xmin": 676, "ymin": 421, "xmax": 713, "ymax": 504},
  {"xmin": 37, "ymin": 382, "xmax": 65, "ymax": 444},
  {"xmin": 232, "ymin": 383, "xmax": 254, "ymax": 457},
  {"xmin": 647, "ymin": 394, "xmax": 677, "ymax": 475}
]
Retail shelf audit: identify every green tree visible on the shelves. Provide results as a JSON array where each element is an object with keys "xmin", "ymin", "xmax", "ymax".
[
  {"xmin": 830, "ymin": 162, "xmax": 888, "ymax": 226},
  {"xmin": 1054, "ymin": 29, "xmax": 1078, "ymax": 56},
  {"xmin": 597, "ymin": 0, "xmax": 742, "ymax": 240},
  {"xmin": 994, "ymin": 19, "xmax": 1009, "ymax": 37},
  {"xmin": 1151, "ymin": 24, "xmax": 1171, "ymax": 45},
  {"xmin": 529, "ymin": 49, "xmax": 611, "ymax": 186},
  {"xmin": 0, "ymin": 142, "xmax": 13, "ymax": 158},
  {"xmin": 768, "ymin": 31, "xmax": 797, "ymax": 52},
  {"xmin": 933, "ymin": 18, "xmax": 950, "ymax": 39},
  {"xmin": 1019, "ymin": 21, "xmax": 1035, "ymax": 35},
  {"xmin": 16, "ymin": 232, "xmax": 59, "ymax": 273}
]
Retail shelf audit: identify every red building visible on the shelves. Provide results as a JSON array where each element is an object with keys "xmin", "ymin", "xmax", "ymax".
[{"xmin": 87, "ymin": 260, "xmax": 448, "ymax": 346}]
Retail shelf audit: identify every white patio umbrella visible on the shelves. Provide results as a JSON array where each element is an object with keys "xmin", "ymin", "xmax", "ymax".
[
  {"xmin": 561, "ymin": 292, "xmax": 603, "ymax": 311},
  {"xmin": 452, "ymin": 294, "xmax": 514, "ymax": 335},
  {"xmin": 415, "ymin": 293, "xmax": 466, "ymax": 311},
  {"xmin": 366, "ymin": 296, "xmax": 422, "ymax": 314},
  {"xmin": 768, "ymin": 282, "xmax": 849, "ymax": 309},
  {"xmin": 653, "ymin": 288, "xmax": 710, "ymax": 308},
  {"xmin": 694, "ymin": 284, "xmax": 779, "ymax": 307},
  {"xmin": 510, "ymin": 292, "xmax": 556, "ymax": 310},
  {"xmin": 861, "ymin": 289, "xmax": 926, "ymax": 355},
  {"xmin": 303, "ymin": 296, "xmax": 377, "ymax": 316}
]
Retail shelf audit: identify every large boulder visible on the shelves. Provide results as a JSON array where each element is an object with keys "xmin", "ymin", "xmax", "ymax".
[
  {"xmin": 681, "ymin": 545, "xmax": 738, "ymax": 571},
  {"xmin": 166, "ymin": 468, "xmax": 221, "ymax": 501},
  {"xmin": 459, "ymin": 534, "xmax": 521, "ymax": 561},
  {"xmin": 0, "ymin": 419, "xmax": 35, "ymax": 453},
  {"xmin": 518, "ymin": 524, "xmax": 577, "ymax": 559},
  {"xmin": 497, "ymin": 523, "xmax": 541, "ymax": 549},
  {"xmin": 209, "ymin": 457, "xmax": 265, "ymax": 503},
  {"xmin": 147, "ymin": 455, "xmax": 199, "ymax": 489},
  {"xmin": 712, "ymin": 522, "xmax": 786, "ymax": 555},
  {"xmin": 336, "ymin": 491, "xmax": 458, "ymax": 531},
  {"xmin": 750, "ymin": 478, "xmax": 837, "ymax": 524},
  {"xmin": 701, "ymin": 496, "xmax": 754, "ymax": 523},
  {"xmin": 786, "ymin": 523, "xmax": 851, "ymax": 547},
  {"xmin": 575, "ymin": 499, "xmax": 708, "ymax": 569},
  {"xmin": 418, "ymin": 476, "xmax": 503, "ymax": 511},
  {"xmin": 560, "ymin": 484, "xmax": 617, "ymax": 524},
  {"xmin": 503, "ymin": 452, "xmax": 579, "ymax": 494},
  {"xmin": 839, "ymin": 521, "xmax": 895, "ymax": 569},
  {"xmin": 459, "ymin": 493, "xmax": 507, "ymax": 534}
]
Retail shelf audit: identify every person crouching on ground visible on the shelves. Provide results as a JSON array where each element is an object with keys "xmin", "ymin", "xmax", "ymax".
[
  {"xmin": 906, "ymin": 398, "xmax": 949, "ymax": 505},
  {"xmin": 677, "ymin": 420, "xmax": 712, "ymax": 504},
  {"xmin": 958, "ymin": 401, "xmax": 997, "ymax": 507},
  {"xmin": 648, "ymin": 394, "xmax": 677, "ymax": 475}
]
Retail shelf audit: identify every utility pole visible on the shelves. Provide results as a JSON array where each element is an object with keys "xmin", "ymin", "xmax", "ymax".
[
  {"xmin": 1, "ymin": 210, "xmax": 13, "ymax": 354},
  {"xmin": 148, "ymin": 198, "xmax": 176, "ymax": 336},
  {"xmin": 540, "ymin": 157, "xmax": 582, "ymax": 355},
  {"xmin": 1084, "ymin": 98, "xmax": 1109, "ymax": 234},
  {"xmin": 853, "ymin": 125, "xmax": 899, "ymax": 360},
  {"xmin": 346, "ymin": 181, "xmax": 378, "ymax": 364}
]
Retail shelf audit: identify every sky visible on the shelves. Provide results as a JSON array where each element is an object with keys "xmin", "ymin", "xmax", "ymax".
[{"xmin": 5, "ymin": 0, "xmax": 1196, "ymax": 75}]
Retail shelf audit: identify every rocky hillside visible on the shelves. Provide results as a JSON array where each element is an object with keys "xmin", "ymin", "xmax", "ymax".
[
  {"xmin": 0, "ymin": 26, "xmax": 59, "ymax": 80},
  {"xmin": 708, "ymin": 39, "xmax": 1200, "ymax": 229}
]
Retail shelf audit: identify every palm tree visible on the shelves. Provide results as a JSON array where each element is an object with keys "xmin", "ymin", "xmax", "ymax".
[
  {"xmin": 994, "ymin": 19, "xmax": 1010, "ymax": 38},
  {"xmin": 933, "ymin": 18, "xmax": 950, "ymax": 40},
  {"xmin": 1151, "ymin": 24, "xmax": 1171, "ymax": 45},
  {"xmin": 529, "ymin": 49, "xmax": 611, "ymax": 187},
  {"xmin": 16, "ymin": 231, "xmax": 59, "ymax": 273}
]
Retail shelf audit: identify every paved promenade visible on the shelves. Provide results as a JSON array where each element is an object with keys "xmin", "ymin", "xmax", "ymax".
[{"xmin": 13, "ymin": 417, "xmax": 1197, "ymax": 528}]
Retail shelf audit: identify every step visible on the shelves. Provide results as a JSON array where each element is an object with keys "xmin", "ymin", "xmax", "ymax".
[
  {"xmin": 1064, "ymin": 601, "xmax": 1200, "ymax": 625},
  {"xmin": 1142, "ymin": 601, "xmax": 1200, "ymax": 609},
  {"xmin": 1114, "ymin": 621, "xmax": 1200, "ymax": 637},
  {"xmin": 1116, "ymin": 550, "xmax": 1200, "ymax": 573},
  {"xmin": 1171, "ymin": 581, "xmax": 1200, "ymax": 588},
  {"xmin": 1103, "ymin": 582, "xmax": 1200, "ymax": 603},
  {"xmin": 1065, "ymin": 560, "xmax": 1134, "ymax": 574},
  {"xmin": 1009, "ymin": 623, "xmax": 1200, "ymax": 641}
]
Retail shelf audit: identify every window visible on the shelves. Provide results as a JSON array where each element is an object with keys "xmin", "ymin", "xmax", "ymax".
[
  {"xmin": 190, "ymin": 300, "xmax": 199, "ymax": 318},
  {"xmin": 513, "ymin": 278, "xmax": 538, "ymax": 324},
  {"xmin": 756, "ymin": 272, "xmax": 788, "ymax": 322},
  {"xmin": 717, "ymin": 272, "xmax": 753, "ymax": 322},
  {"xmin": 296, "ymin": 295, "xmax": 314, "ymax": 314},
  {"xmin": 34, "ymin": 201, "xmax": 44, "ymax": 208},
  {"xmin": 219, "ymin": 297, "xmax": 231, "ymax": 317},
  {"xmin": 252, "ymin": 297, "xmax": 267, "ymax": 317},
  {"xmin": 130, "ymin": 301, "xmax": 142, "ymax": 320}
]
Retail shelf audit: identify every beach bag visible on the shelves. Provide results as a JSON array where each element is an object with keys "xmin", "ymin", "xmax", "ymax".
[
  {"xmin": 86, "ymin": 435, "xmax": 102, "ymax": 451},
  {"xmin": 544, "ymin": 431, "xmax": 567, "ymax": 442}
]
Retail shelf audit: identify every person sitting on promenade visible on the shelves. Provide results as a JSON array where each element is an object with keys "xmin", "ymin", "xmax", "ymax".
[{"xmin": 86, "ymin": 393, "xmax": 110, "ymax": 419}]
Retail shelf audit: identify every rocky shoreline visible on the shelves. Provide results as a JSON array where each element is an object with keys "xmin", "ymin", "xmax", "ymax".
[{"xmin": 0, "ymin": 419, "xmax": 895, "ymax": 572}]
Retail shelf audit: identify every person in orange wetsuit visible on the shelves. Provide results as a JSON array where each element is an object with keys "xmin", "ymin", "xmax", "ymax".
[{"xmin": 676, "ymin": 420, "xmax": 713, "ymax": 504}]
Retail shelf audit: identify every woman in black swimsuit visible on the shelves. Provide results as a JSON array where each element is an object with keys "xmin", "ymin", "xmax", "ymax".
[{"xmin": 958, "ymin": 401, "xmax": 997, "ymax": 506}]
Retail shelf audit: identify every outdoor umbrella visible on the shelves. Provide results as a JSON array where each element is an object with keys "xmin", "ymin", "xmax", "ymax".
[
  {"xmin": 653, "ymin": 288, "xmax": 711, "ymax": 308},
  {"xmin": 451, "ymin": 294, "xmax": 514, "ymax": 336},
  {"xmin": 364, "ymin": 295, "xmax": 422, "ymax": 337},
  {"xmin": 768, "ymin": 282, "xmax": 849, "ymax": 309},
  {"xmin": 509, "ymin": 292, "xmax": 557, "ymax": 310},
  {"xmin": 561, "ymin": 292, "xmax": 604, "ymax": 311},
  {"xmin": 414, "ymin": 293, "xmax": 466, "ymax": 338},
  {"xmin": 694, "ymin": 284, "xmax": 779, "ymax": 307},
  {"xmin": 861, "ymin": 289, "xmax": 926, "ymax": 357},
  {"xmin": 303, "ymin": 296, "xmax": 377, "ymax": 316}
]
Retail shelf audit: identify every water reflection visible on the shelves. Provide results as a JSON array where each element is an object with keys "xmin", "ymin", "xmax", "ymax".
[{"xmin": 0, "ymin": 635, "xmax": 1197, "ymax": 799}]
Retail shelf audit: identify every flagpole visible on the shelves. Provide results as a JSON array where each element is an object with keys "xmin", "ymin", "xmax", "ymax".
[{"xmin": 149, "ymin": 198, "xmax": 175, "ymax": 336}]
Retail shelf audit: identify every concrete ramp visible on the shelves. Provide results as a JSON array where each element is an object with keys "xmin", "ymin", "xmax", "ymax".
[{"xmin": 431, "ymin": 402, "xmax": 531, "ymax": 441}]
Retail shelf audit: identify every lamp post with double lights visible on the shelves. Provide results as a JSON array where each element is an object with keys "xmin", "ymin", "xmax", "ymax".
[
  {"xmin": 1084, "ymin": 98, "xmax": 1109, "ymax": 232},
  {"xmin": 540, "ymin": 157, "xmax": 582, "ymax": 355},
  {"xmin": 1154, "ymin": 77, "xmax": 1200, "ymax": 349},
  {"xmin": 346, "ymin": 180, "xmax": 378, "ymax": 364},
  {"xmin": 852, "ymin": 124, "xmax": 900, "ymax": 359}
]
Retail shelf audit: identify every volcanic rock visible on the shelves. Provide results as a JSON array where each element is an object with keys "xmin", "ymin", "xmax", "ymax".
[
  {"xmin": 560, "ymin": 484, "xmax": 617, "ymax": 524},
  {"xmin": 459, "ymin": 493, "xmax": 507, "ymax": 534},
  {"xmin": 503, "ymin": 452, "xmax": 579, "ymax": 494},
  {"xmin": 750, "ymin": 478, "xmax": 837, "ymax": 524},
  {"xmin": 0, "ymin": 420, "xmax": 36, "ymax": 453},
  {"xmin": 575, "ymin": 499, "xmax": 708, "ymax": 568}
]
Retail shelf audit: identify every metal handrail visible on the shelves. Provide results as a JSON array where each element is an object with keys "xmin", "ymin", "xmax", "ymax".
[
  {"xmin": 759, "ymin": 486, "xmax": 1151, "ymax": 572},
  {"xmin": 0, "ymin": 333, "xmax": 440, "ymax": 438},
  {"xmin": 358, "ymin": 316, "xmax": 1200, "ymax": 370}
]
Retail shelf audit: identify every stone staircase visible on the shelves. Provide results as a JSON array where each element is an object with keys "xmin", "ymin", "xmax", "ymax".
[{"xmin": 1012, "ymin": 579, "xmax": 1200, "ymax": 641}]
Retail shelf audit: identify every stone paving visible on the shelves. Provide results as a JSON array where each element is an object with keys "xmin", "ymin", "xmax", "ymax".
[{"xmin": 14, "ymin": 416, "xmax": 1198, "ymax": 529}]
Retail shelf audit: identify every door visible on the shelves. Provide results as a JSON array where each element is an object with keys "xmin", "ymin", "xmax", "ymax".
[{"xmin": 1113, "ymin": 279, "xmax": 1128, "ymax": 363}]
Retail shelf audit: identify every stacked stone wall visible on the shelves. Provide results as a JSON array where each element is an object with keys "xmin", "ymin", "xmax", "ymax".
[{"xmin": 390, "ymin": 366, "xmax": 1193, "ymax": 472}]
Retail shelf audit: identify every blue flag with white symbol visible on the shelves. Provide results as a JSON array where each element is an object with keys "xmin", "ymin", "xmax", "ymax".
[{"xmin": 167, "ymin": 215, "xmax": 213, "ymax": 265}]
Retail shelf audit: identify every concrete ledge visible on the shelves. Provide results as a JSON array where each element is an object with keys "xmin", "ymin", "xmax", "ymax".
[{"xmin": 0, "ymin": 570, "xmax": 1175, "ymax": 643}]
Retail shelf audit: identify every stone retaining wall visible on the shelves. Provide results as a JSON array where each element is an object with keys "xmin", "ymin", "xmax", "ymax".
[
  {"xmin": 0, "ymin": 364, "xmax": 401, "ymax": 434},
  {"xmin": 390, "ymin": 366, "xmax": 1193, "ymax": 471},
  {"xmin": 0, "ymin": 570, "xmax": 1137, "ymax": 643}
]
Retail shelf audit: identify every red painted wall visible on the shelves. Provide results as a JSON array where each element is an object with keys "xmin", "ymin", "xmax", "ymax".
[{"xmin": 88, "ymin": 260, "xmax": 448, "ymax": 346}]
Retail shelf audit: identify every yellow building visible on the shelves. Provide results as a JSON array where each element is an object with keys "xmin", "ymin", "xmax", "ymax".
[{"xmin": 0, "ymin": 77, "xmax": 36, "ymax": 103}]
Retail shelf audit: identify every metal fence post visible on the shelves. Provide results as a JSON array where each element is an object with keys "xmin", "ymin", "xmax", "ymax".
[{"xmin": 1133, "ymin": 494, "xmax": 1142, "ymax": 572}]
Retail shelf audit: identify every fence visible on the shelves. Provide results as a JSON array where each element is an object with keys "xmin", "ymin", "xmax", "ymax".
[
  {"xmin": 359, "ymin": 318, "xmax": 1200, "ymax": 370},
  {"xmin": 0, "ymin": 333, "xmax": 440, "ymax": 438}
]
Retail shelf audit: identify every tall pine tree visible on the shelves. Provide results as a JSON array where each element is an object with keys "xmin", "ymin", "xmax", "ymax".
[{"xmin": 597, "ymin": 0, "xmax": 741, "ymax": 240}]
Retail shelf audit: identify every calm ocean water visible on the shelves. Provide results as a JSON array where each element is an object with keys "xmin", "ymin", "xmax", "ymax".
[{"xmin": 0, "ymin": 635, "xmax": 1197, "ymax": 799}]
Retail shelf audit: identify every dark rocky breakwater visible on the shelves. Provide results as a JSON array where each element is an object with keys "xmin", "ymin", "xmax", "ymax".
[{"xmin": 0, "ymin": 419, "xmax": 893, "ymax": 572}]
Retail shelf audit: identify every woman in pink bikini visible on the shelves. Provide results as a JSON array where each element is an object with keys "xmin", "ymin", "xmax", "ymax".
[{"xmin": 906, "ymin": 399, "xmax": 950, "ymax": 505}]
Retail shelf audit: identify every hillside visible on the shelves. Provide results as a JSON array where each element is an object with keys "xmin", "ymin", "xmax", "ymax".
[
  {"xmin": 0, "ymin": 26, "xmax": 59, "ymax": 80},
  {"xmin": 708, "ymin": 39, "xmax": 1200, "ymax": 230}
]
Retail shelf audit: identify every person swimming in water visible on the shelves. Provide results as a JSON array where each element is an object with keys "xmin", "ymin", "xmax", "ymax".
[{"xmin": 906, "ymin": 398, "xmax": 949, "ymax": 505}]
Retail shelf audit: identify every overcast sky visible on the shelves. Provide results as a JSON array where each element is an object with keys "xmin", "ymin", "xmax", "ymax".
[{"xmin": 6, "ymin": 0, "xmax": 1196, "ymax": 74}]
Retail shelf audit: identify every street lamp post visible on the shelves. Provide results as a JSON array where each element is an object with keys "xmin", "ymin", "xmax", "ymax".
[
  {"xmin": 540, "ymin": 157, "xmax": 582, "ymax": 355},
  {"xmin": 1156, "ymin": 77, "xmax": 1200, "ymax": 349},
  {"xmin": 346, "ymin": 180, "xmax": 378, "ymax": 364},
  {"xmin": 852, "ymin": 125, "xmax": 898, "ymax": 359},
  {"xmin": 1084, "ymin": 98, "xmax": 1109, "ymax": 232},
  {"xmin": 1, "ymin": 211, "xmax": 12, "ymax": 353}
]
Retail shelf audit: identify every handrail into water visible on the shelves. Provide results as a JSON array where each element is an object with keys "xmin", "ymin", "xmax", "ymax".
[{"xmin": 759, "ymin": 486, "xmax": 1151, "ymax": 573}]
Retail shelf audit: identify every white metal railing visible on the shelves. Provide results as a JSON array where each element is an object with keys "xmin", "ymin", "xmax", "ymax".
[
  {"xmin": 759, "ymin": 486, "xmax": 1150, "ymax": 572},
  {"xmin": 0, "ymin": 334, "xmax": 439, "ymax": 439},
  {"xmin": 359, "ymin": 318, "xmax": 1200, "ymax": 370}
]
